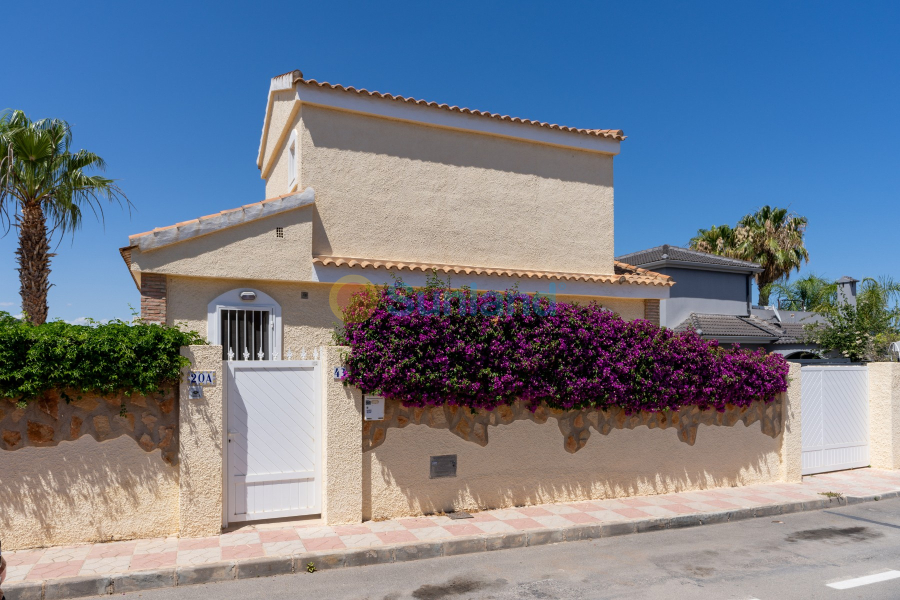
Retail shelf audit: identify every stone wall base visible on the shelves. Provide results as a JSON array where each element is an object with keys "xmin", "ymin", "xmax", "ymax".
[{"xmin": 364, "ymin": 398, "xmax": 783, "ymax": 453}]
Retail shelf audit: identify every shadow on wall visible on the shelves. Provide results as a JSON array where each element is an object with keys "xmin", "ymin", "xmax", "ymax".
[
  {"xmin": 0, "ymin": 435, "xmax": 179, "ymax": 550},
  {"xmin": 303, "ymin": 106, "xmax": 614, "ymax": 185},
  {"xmin": 363, "ymin": 417, "xmax": 784, "ymax": 521}
]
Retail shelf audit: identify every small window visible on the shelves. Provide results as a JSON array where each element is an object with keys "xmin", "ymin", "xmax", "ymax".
[
  {"xmin": 275, "ymin": 227, "xmax": 284, "ymax": 239},
  {"xmin": 220, "ymin": 309, "xmax": 271, "ymax": 361},
  {"xmin": 287, "ymin": 130, "xmax": 297, "ymax": 188}
]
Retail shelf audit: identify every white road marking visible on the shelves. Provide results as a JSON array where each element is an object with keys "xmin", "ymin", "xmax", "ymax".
[{"xmin": 827, "ymin": 570, "xmax": 900, "ymax": 590}]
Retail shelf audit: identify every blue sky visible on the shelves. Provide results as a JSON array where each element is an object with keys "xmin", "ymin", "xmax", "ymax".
[{"xmin": 3, "ymin": 1, "xmax": 898, "ymax": 322}]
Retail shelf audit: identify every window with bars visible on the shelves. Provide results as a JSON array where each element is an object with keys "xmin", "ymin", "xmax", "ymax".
[{"xmin": 220, "ymin": 309, "xmax": 272, "ymax": 361}]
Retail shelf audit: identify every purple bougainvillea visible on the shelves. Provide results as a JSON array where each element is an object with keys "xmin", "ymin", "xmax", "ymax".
[{"xmin": 340, "ymin": 284, "xmax": 789, "ymax": 414}]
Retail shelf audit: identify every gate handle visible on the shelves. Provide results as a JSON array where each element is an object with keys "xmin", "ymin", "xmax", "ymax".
[{"xmin": 227, "ymin": 430, "xmax": 239, "ymax": 442}]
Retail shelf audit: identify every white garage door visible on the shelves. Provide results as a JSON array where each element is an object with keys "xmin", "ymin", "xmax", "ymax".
[
  {"xmin": 801, "ymin": 365, "xmax": 868, "ymax": 476},
  {"xmin": 226, "ymin": 361, "xmax": 321, "ymax": 522}
]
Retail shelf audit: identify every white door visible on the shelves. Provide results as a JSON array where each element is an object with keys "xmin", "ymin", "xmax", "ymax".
[
  {"xmin": 801, "ymin": 365, "xmax": 869, "ymax": 476},
  {"xmin": 226, "ymin": 361, "xmax": 321, "ymax": 522}
]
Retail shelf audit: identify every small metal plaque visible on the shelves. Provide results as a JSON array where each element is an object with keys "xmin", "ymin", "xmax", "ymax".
[
  {"xmin": 364, "ymin": 395, "xmax": 385, "ymax": 421},
  {"xmin": 430, "ymin": 454, "xmax": 457, "ymax": 479},
  {"xmin": 189, "ymin": 371, "xmax": 216, "ymax": 387},
  {"xmin": 188, "ymin": 385, "xmax": 204, "ymax": 400}
]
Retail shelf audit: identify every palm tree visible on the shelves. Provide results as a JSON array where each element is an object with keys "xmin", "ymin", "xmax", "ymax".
[
  {"xmin": 689, "ymin": 224, "xmax": 737, "ymax": 256},
  {"xmin": 856, "ymin": 276, "xmax": 900, "ymax": 335},
  {"xmin": 689, "ymin": 206, "xmax": 809, "ymax": 306},
  {"xmin": 769, "ymin": 274, "xmax": 836, "ymax": 311},
  {"xmin": 0, "ymin": 110, "xmax": 128, "ymax": 324},
  {"xmin": 734, "ymin": 206, "xmax": 809, "ymax": 304}
]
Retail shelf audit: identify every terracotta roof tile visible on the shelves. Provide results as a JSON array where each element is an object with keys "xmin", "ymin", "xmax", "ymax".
[
  {"xmin": 293, "ymin": 75, "xmax": 626, "ymax": 141},
  {"xmin": 129, "ymin": 188, "xmax": 314, "ymax": 245},
  {"xmin": 313, "ymin": 256, "xmax": 671, "ymax": 287}
]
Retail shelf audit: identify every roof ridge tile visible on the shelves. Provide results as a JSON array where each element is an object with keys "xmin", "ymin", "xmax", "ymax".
[{"xmin": 294, "ymin": 76, "xmax": 625, "ymax": 141}]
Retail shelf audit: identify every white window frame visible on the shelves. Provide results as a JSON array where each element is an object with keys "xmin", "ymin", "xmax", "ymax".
[
  {"xmin": 208, "ymin": 289, "xmax": 282, "ymax": 360},
  {"xmin": 287, "ymin": 130, "xmax": 297, "ymax": 190}
]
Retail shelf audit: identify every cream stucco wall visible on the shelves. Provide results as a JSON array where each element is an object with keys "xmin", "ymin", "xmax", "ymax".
[
  {"xmin": 870, "ymin": 362, "xmax": 900, "ymax": 470},
  {"xmin": 264, "ymin": 102, "xmax": 300, "ymax": 199},
  {"xmin": 166, "ymin": 276, "xmax": 647, "ymax": 351},
  {"xmin": 261, "ymin": 93, "xmax": 298, "ymax": 181},
  {"xmin": 168, "ymin": 277, "xmax": 338, "ymax": 351},
  {"xmin": 781, "ymin": 362, "xmax": 803, "ymax": 483},
  {"xmin": 364, "ymin": 409, "xmax": 786, "ymax": 521},
  {"xmin": 322, "ymin": 346, "xmax": 363, "ymax": 525},
  {"xmin": 131, "ymin": 207, "xmax": 314, "ymax": 282},
  {"xmin": 261, "ymin": 105, "xmax": 616, "ymax": 275},
  {"xmin": 178, "ymin": 345, "xmax": 225, "ymax": 537},
  {"xmin": 0, "ymin": 436, "xmax": 179, "ymax": 551},
  {"xmin": 558, "ymin": 295, "xmax": 644, "ymax": 322}
]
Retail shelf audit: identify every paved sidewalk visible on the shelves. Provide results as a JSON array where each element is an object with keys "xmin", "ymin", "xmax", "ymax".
[{"xmin": 5, "ymin": 468, "xmax": 900, "ymax": 597}]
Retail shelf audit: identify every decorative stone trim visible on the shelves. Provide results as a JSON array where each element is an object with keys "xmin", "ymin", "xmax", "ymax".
[
  {"xmin": 0, "ymin": 388, "xmax": 179, "ymax": 464},
  {"xmin": 363, "ymin": 398, "xmax": 783, "ymax": 453}
]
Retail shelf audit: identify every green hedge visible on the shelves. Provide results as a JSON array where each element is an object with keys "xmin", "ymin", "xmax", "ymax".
[{"xmin": 0, "ymin": 312, "xmax": 204, "ymax": 406}]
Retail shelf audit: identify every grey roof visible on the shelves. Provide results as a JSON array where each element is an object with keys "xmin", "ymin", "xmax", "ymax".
[
  {"xmin": 674, "ymin": 313, "xmax": 816, "ymax": 344},
  {"xmin": 836, "ymin": 276, "xmax": 859, "ymax": 284},
  {"xmin": 770, "ymin": 322, "xmax": 813, "ymax": 345},
  {"xmin": 616, "ymin": 245, "xmax": 762, "ymax": 272}
]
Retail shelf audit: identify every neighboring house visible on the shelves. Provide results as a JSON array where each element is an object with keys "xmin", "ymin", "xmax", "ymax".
[
  {"xmin": 121, "ymin": 69, "xmax": 672, "ymax": 358},
  {"xmin": 615, "ymin": 244, "xmax": 827, "ymax": 358}
]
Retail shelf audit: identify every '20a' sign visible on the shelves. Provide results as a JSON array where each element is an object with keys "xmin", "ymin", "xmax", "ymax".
[{"xmin": 189, "ymin": 371, "xmax": 216, "ymax": 386}]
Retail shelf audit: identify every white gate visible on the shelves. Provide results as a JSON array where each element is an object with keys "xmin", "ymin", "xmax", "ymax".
[
  {"xmin": 801, "ymin": 365, "xmax": 869, "ymax": 476},
  {"xmin": 225, "ymin": 361, "xmax": 321, "ymax": 523}
]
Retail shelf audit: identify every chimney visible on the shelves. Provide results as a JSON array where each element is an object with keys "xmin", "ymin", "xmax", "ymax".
[{"xmin": 836, "ymin": 276, "xmax": 858, "ymax": 308}]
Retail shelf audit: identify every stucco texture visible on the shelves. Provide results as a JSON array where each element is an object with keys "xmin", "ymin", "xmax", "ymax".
[
  {"xmin": 364, "ymin": 409, "xmax": 786, "ymax": 521},
  {"xmin": 178, "ymin": 345, "xmax": 224, "ymax": 537},
  {"xmin": 166, "ymin": 276, "xmax": 646, "ymax": 352},
  {"xmin": 556, "ymin": 295, "xmax": 644, "ymax": 322},
  {"xmin": 0, "ymin": 435, "xmax": 179, "ymax": 551},
  {"xmin": 322, "ymin": 346, "xmax": 363, "ymax": 525},
  {"xmin": 167, "ymin": 277, "xmax": 338, "ymax": 351},
  {"xmin": 261, "ymin": 92, "xmax": 298, "ymax": 181},
  {"xmin": 289, "ymin": 105, "xmax": 615, "ymax": 276},
  {"xmin": 869, "ymin": 362, "xmax": 900, "ymax": 470},
  {"xmin": 131, "ymin": 206, "xmax": 314, "ymax": 282},
  {"xmin": 781, "ymin": 363, "xmax": 803, "ymax": 483}
]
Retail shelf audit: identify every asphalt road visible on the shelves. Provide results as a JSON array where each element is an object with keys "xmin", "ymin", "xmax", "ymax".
[{"xmin": 112, "ymin": 498, "xmax": 900, "ymax": 600}]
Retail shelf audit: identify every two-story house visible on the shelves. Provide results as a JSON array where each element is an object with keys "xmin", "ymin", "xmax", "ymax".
[
  {"xmin": 615, "ymin": 244, "xmax": 828, "ymax": 358},
  {"xmin": 120, "ymin": 70, "xmax": 672, "ymax": 358}
]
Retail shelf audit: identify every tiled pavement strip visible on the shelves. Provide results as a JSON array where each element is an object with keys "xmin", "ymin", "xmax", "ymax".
[{"xmin": 5, "ymin": 468, "xmax": 900, "ymax": 600}]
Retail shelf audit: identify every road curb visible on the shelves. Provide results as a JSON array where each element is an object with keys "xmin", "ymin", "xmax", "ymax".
[{"xmin": 0, "ymin": 492, "xmax": 878, "ymax": 600}]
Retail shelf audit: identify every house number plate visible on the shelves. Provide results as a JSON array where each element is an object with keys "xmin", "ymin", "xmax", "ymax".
[{"xmin": 189, "ymin": 371, "xmax": 216, "ymax": 386}]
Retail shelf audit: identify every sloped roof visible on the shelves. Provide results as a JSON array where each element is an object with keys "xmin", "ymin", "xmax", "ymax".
[
  {"xmin": 313, "ymin": 256, "xmax": 672, "ymax": 287},
  {"xmin": 128, "ymin": 188, "xmax": 315, "ymax": 252},
  {"xmin": 674, "ymin": 314, "xmax": 779, "ymax": 339},
  {"xmin": 615, "ymin": 245, "xmax": 762, "ymax": 272},
  {"xmin": 674, "ymin": 313, "xmax": 815, "ymax": 344},
  {"xmin": 290, "ymin": 74, "xmax": 626, "ymax": 141},
  {"xmin": 769, "ymin": 322, "xmax": 814, "ymax": 345}
]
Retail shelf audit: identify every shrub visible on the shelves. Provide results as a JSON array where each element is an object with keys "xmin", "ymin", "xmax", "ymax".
[
  {"xmin": 340, "ymin": 282, "xmax": 790, "ymax": 413},
  {"xmin": 0, "ymin": 313, "xmax": 204, "ymax": 406}
]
